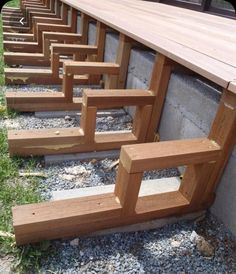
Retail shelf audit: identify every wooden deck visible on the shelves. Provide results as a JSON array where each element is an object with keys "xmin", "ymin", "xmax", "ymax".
[
  {"xmin": 3, "ymin": 0, "xmax": 236, "ymax": 245},
  {"xmin": 62, "ymin": 0, "xmax": 236, "ymax": 91}
]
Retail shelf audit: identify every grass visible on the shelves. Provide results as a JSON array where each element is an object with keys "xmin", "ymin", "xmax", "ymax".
[
  {"xmin": 0, "ymin": 2, "xmax": 53, "ymax": 272},
  {"xmin": 4, "ymin": 0, "xmax": 20, "ymax": 8},
  {"xmin": 0, "ymin": 0, "xmax": 21, "ymax": 85},
  {"xmin": 0, "ymin": 128, "xmax": 53, "ymax": 273},
  {"xmin": 0, "ymin": 15, "xmax": 4, "ymax": 86}
]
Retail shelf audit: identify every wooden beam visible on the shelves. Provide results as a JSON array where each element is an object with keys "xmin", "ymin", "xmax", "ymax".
[
  {"xmin": 3, "ymin": 41, "xmax": 40, "ymax": 52},
  {"xmin": 8, "ymin": 129, "xmax": 137, "ymax": 156},
  {"xmin": 83, "ymin": 89, "xmax": 155, "ymax": 108},
  {"xmin": 52, "ymin": 44, "xmax": 97, "ymax": 55},
  {"xmin": 7, "ymin": 97, "xmax": 83, "ymax": 112},
  {"xmin": 64, "ymin": 61, "xmax": 120, "ymax": 75},
  {"xmin": 13, "ymin": 193, "xmax": 122, "ymax": 245},
  {"xmin": 4, "ymin": 52, "xmax": 49, "ymax": 66},
  {"xmin": 12, "ymin": 184, "xmax": 190, "ymax": 245},
  {"xmin": 120, "ymin": 138, "xmax": 220, "ymax": 173}
]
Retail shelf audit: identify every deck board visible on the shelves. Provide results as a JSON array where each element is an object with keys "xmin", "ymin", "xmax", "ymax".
[{"xmin": 62, "ymin": 0, "xmax": 236, "ymax": 90}]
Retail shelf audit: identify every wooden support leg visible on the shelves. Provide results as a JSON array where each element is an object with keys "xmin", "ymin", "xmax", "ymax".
[
  {"xmin": 88, "ymin": 21, "xmax": 106, "ymax": 84},
  {"xmin": 145, "ymin": 54, "xmax": 173, "ymax": 142},
  {"xmin": 80, "ymin": 13, "xmax": 89, "ymax": 45},
  {"xmin": 114, "ymin": 161, "xmax": 143, "ymax": 216},
  {"xmin": 104, "ymin": 33, "xmax": 133, "ymax": 89},
  {"xmin": 116, "ymin": 34, "xmax": 132, "ymax": 89},
  {"xmin": 179, "ymin": 88, "xmax": 236, "ymax": 208},
  {"xmin": 11, "ymin": 137, "xmax": 220, "ymax": 245},
  {"xmin": 51, "ymin": 52, "xmax": 60, "ymax": 78},
  {"xmin": 80, "ymin": 105, "xmax": 97, "ymax": 143},
  {"xmin": 62, "ymin": 72, "xmax": 74, "ymax": 102},
  {"xmin": 132, "ymin": 105, "xmax": 153, "ymax": 142}
]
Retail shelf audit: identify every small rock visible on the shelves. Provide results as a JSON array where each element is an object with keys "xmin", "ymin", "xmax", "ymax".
[
  {"xmin": 196, "ymin": 236, "xmax": 215, "ymax": 257},
  {"xmin": 65, "ymin": 115, "xmax": 72, "ymax": 121},
  {"xmin": 171, "ymin": 240, "xmax": 181, "ymax": 248},
  {"xmin": 70, "ymin": 238, "xmax": 79, "ymax": 247},
  {"xmin": 4, "ymin": 120, "xmax": 20, "ymax": 129},
  {"xmin": 65, "ymin": 166, "xmax": 87, "ymax": 175},
  {"xmin": 59, "ymin": 174, "xmax": 75, "ymax": 181},
  {"xmin": 190, "ymin": 230, "xmax": 198, "ymax": 242},
  {"xmin": 90, "ymin": 159, "xmax": 97, "ymax": 164}
]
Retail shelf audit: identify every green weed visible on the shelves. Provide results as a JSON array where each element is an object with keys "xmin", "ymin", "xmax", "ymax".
[
  {"xmin": 0, "ymin": 130, "xmax": 52, "ymax": 273},
  {"xmin": 4, "ymin": 0, "xmax": 20, "ymax": 8}
]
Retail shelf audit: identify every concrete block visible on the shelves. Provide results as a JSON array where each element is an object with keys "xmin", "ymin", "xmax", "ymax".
[
  {"xmin": 52, "ymin": 177, "xmax": 181, "ymax": 200},
  {"xmin": 125, "ymin": 76, "xmax": 149, "ymax": 117},
  {"xmin": 76, "ymin": 15, "xmax": 81, "ymax": 34},
  {"xmin": 45, "ymin": 149, "xmax": 120, "ymax": 166},
  {"xmin": 159, "ymin": 72, "xmax": 220, "ymax": 141},
  {"xmin": 211, "ymin": 147, "xmax": 236, "ymax": 234},
  {"xmin": 104, "ymin": 33, "xmax": 119, "ymax": 63},
  {"xmin": 127, "ymin": 48, "xmax": 155, "ymax": 86},
  {"xmin": 88, "ymin": 22, "xmax": 97, "ymax": 45},
  {"xmin": 67, "ymin": 9, "xmax": 71, "ymax": 25},
  {"xmin": 35, "ymin": 109, "xmax": 126, "ymax": 119}
]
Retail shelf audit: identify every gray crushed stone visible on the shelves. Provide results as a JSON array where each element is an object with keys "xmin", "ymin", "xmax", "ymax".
[
  {"xmin": 4, "ymin": 84, "xmax": 100, "ymax": 97},
  {"xmin": 3, "ymin": 85, "xmax": 133, "ymax": 131},
  {"xmin": 1, "ymin": 85, "xmax": 236, "ymax": 273},
  {"xmin": 34, "ymin": 158, "xmax": 179, "ymax": 200},
  {"xmin": 39, "ymin": 214, "xmax": 236, "ymax": 274},
  {"xmin": 4, "ymin": 112, "xmax": 132, "ymax": 131}
]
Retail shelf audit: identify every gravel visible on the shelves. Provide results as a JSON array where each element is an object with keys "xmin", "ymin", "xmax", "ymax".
[
  {"xmin": 39, "ymin": 214, "xmax": 236, "ymax": 274},
  {"xmin": 4, "ymin": 113, "xmax": 133, "ymax": 131},
  {"xmin": 1, "ymin": 85, "xmax": 236, "ymax": 273},
  {"xmin": 2, "ymin": 85, "xmax": 133, "ymax": 131},
  {"xmin": 34, "ymin": 158, "xmax": 179, "ymax": 200}
]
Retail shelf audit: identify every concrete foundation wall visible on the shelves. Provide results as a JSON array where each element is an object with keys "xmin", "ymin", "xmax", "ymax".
[{"xmin": 79, "ymin": 16, "xmax": 236, "ymax": 237}]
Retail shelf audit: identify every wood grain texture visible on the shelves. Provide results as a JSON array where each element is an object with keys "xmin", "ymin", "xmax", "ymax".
[
  {"xmin": 8, "ymin": 129, "xmax": 137, "ymax": 156},
  {"xmin": 120, "ymin": 138, "xmax": 221, "ymax": 173},
  {"xmin": 64, "ymin": 61, "xmax": 120, "ymax": 75},
  {"xmin": 145, "ymin": 54, "xmax": 172, "ymax": 142},
  {"xmin": 61, "ymin": 0, "xmax": 236, "ymax": 87},
  {"xmin": 83, "ymin": 89, "xmax": 155, "ymax": 108},
  {"xmin": 13, "ymin": 193, "xmax": 122, "ymax": 245}
]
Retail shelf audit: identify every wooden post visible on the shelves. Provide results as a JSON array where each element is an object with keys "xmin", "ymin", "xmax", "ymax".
[
  {"xmin": 61, "ymin": 3, "xmax": 68, "ymax": 24},
  {"xmin": 43, "ymin": 38, "xmax": 50, "ymax": 58},
  {"xmin": 114, "ymin": 160, "xmax": 143, "ymax": 216},
  {"xmin": 105, "ymin": 33, "xmax": 132, "ymax": 89},
  {"xmin": 80, "ymin": 104, "xmax": 97, "ymax": 143},
  {"xmin": 51, "ymin": 52, "xmax": 59, "ymax": 78},
  {"xmin": 179, "ymin": 88, "xmax": 236, "ymax": 208},
  {"xmin": 70, "ymin": 8, "xmax": 78, "ymax": 33},
  {"xmin": 145, "ymin": 54, "xmax": 172, "ymax": 142},
  {"xmin": 56, "ymin": 0, "xmax": 61, "ymax": 17},
  {"xmin": 116, "ymin": 34, "xmax": 132, "ymax": 89},
  {"xmin": 132, "ymin": 105, "xmax": 153, "ymax": 142},
  {"xmin": 80, "ymin": 13, "xmax": 89, "ymax": 45},
  {"xmin": 88, "ymin": 21, "xmax": 106, "ymax": 84},
  {"xmin": 95, "ymin": 21, "xmax": 106, "ymax": 61},
  {"xmin": 62, "ymin": 72, "xmax": 74, "ymax": 102}
]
